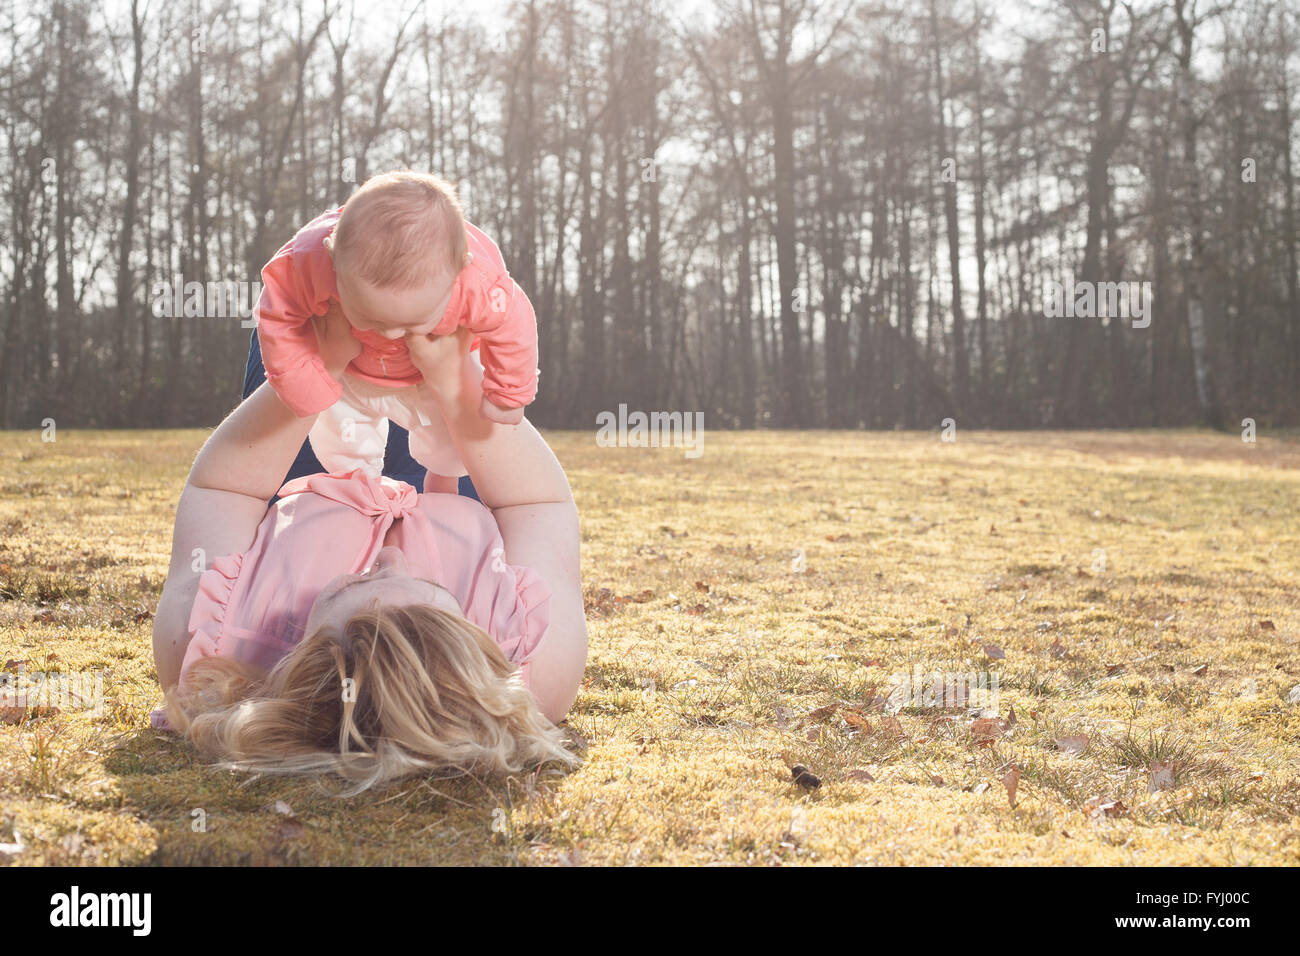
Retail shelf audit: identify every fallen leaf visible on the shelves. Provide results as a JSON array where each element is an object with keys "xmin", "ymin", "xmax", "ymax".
[
  {"xmin": 272, "ymin": 818, "xmax": 305, "ymax": 842},
  {"xmin": 1002, "ymin": 765, "xmax": 1022, "ymax": 807},
  {"xmin": 970, "ymin": 717, "xmax": 1009, "ymax": 742},
  {"xmin": 1259, "ymin": 620, "xmax": 1276, "ymax": 631},
  {"xmin": 877, "ymin": 716, "xmax": 907, "ymax": 740},
  {"xmin": 806, "ymin": 703, "xmax": 838, "ymax": 722},
  {"xmin": 1006, "ymin": 703, "xmax": 1018, "ymax": 726},
  {"xmin": 1083, "ymin": 797, "xmax": 1129, "ymax": 819},
  {"xmin": 1148, "ymin": 761, "xmax": 1177, "ymax": 792},
  {"xmin": 1055, "ymin": 734, "xmax": 1090, "ymax": 754},
  {"xmin": 790, "ymin": 765, "xmax": 821, "ymax": 791},
  {"xmin": 841, "ymin": 710, "xmax": 871, "ymax": 732},
  {"xmin": 0, "ymin": 705, "xmax": 59, "ymax": 725}
]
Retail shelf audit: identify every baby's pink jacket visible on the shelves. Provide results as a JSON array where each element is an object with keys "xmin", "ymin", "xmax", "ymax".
[{"xmin": 256, "ymin": 206, "xmax": 539, "ymax": 418}]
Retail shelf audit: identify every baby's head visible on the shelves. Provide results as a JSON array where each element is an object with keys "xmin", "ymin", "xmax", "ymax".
[{"xmin": 326, "ymin": 171, "xmax": 469, "ymax": 339}]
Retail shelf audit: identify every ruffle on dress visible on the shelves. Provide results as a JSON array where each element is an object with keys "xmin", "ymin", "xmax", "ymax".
[
  {"xmin": 500, "ymin": 563, "xmax": 552, "ymax": 688},
  {"xmin": 148, "ymin": 551, "xmax": 243, "ymax": 731}
]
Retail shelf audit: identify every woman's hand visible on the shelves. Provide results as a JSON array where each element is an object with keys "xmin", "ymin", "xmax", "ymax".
[
  {"xmin": 312, "ymin": 302, "xmax": 363, "ymax": 380},
  {"xmin": 404, "ymin": 326, "xmax": 475, "ymax": 395},
  {"xmin": 406, "ymin": 329, "xmax": 526, "ymax": 423}
]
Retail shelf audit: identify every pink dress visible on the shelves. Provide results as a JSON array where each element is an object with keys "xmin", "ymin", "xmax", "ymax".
[
  {"xmin": 256, "ymin": 207, "xmax": 540, "ymax": 418},
  {"xmin": 149, "ymin": 470, "xmax": 551, "ymax": 731}
]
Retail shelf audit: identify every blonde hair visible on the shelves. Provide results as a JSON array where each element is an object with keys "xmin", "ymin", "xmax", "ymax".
[
  {"xmin": 330, "ymin": 170, "xmax": 468, "ymax": 289},
  {"xmin": 162, "ymin": 603, "xmax": 578, "ymax": 796}
]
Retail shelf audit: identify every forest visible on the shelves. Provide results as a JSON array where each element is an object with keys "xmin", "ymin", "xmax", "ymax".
[{"xmin": 2, "ymin": 0, "xmax": 1298, "ymax": 429}]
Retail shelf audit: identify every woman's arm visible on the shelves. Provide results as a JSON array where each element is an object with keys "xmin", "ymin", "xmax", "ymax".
[
  {"xmin": 408, "ymin": 328, "xmax": 570, "ymax": 508},
  {"xmin": 190, "ymin": 306, "xmax": 360, "ymax": 499},
  {"xmin": 153, "ymin": 308, "xmax": 360, "ymax": 690},
  {"xmin": 152, "ymin": 383, "xmax": 322, "ymax": 688},
  {"xmin": 407, "ymin": 329, "xmax": 587, "ymax": 723},
  {"xmin": 152, "ymin": 483, "xmax": 269, "ymax": 689}
]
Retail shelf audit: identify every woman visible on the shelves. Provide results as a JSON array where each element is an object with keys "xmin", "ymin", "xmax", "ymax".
[{"xmin": 150, "ymin": 307, "xmax": 588, "ymax": 794}]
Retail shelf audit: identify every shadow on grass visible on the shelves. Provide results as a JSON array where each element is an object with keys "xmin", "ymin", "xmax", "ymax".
[{"xmin": 98, "ymin": 723, "xmax": 584, "ymax": 865}]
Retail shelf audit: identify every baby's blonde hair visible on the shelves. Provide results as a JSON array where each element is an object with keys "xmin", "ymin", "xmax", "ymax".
[
  {"xmin": 329, "ymin": 170, "xmax": 468, "ymax": 289},
  {"xmin": 162, "ymin": 603, "xmax": 577, "ymax": 796}
]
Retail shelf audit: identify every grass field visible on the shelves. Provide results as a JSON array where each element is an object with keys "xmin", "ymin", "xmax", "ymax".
[{"xmin": 1, "ymin": 427, "xmax": 1299, "ymax": 865}]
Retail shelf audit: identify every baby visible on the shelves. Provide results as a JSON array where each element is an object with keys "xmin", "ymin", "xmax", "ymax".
[{"xmin": 254, "ymin": 170, "xmax": 539, "ymax": 491}]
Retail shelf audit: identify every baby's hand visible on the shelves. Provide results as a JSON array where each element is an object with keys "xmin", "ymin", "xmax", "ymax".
[
  {"xmin": 480, "ymin": 394, "xmax": 525, "ymax": 425},
  {"xmin": 312, "ymin": 303, "xmax": 363, "ymax": 379}
]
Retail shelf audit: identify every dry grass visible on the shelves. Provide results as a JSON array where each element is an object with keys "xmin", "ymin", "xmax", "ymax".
[{"xmin": 1, "ymin": 427, "xmax": 1299, "ymax": 865}]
